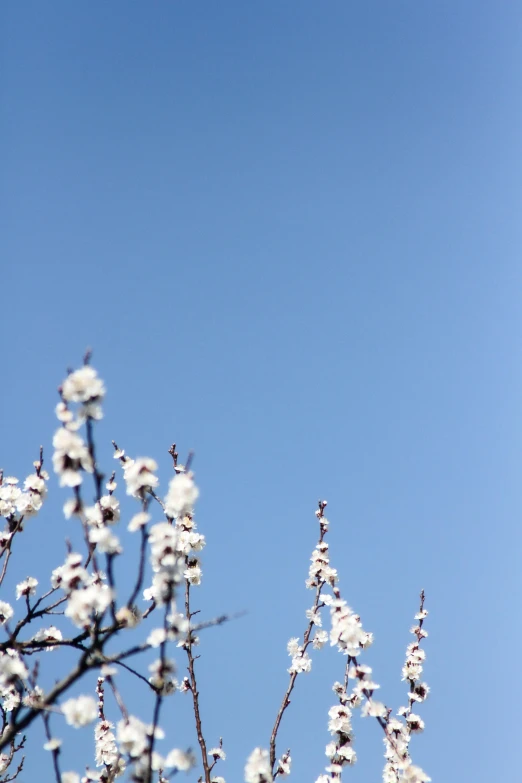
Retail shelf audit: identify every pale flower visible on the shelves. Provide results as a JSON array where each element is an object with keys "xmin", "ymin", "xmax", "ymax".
[
  {"xmin": 16, "ymin": 577, "xmax": 38, "ymax": 600},
  {"xmin": 402, "ymin": 764, "xmax": 431, "ymax": 782},
  {"xmin": 277, "ymin": 750, "xmax": 291, "ymax": 776},
  {"xmin": 123, "ymin": 457, "xmax": 159, "ymax": 498},
  {"xmin": 328, "ymin": 705, "xmax": 352, "ymax": 735},
  {"xmin": 0, "ymin": 601, "xmax": 13, "ymax": 625},
  {"xmin": 94, "ymin": 719, "xmax": 119, "ymax": 767},
  {"xmin": 99, "ymin": 494, "xmax": 120, "ymax": 524},
  {"xmin": 0, "ymin": 482, "xmax": 21, "ymax": 518},
  {"xmin": 288, "ymin": 650, "xmax": 312, "ymax": 674},
  {"xmin": 0, "ymin": 650, "xmax": 28, "ymax": 686},
  {"xmin": 337, "ymin": 744, "xmax": 356, "ymax": 764},
  {"xmin": 52, "ymin": 427, "xmax": 93, "ymax": 487},
  {"xmin": 61, "ymin": 366, "xmax": 105, "ymax": 404},
  {"xmin": 287, "ymin": 638, "xmax": 300, "ymax": 656},
  {"xmin": 61, "ymin": 774, "xmax": 80, "ymax": 783},
  {"xmin": 88, "ymin": 526, "xmax": 122, "ymax": 555},
  {"xmin": 361, "ymin": 699, "xmax": 387, "ymax": 718},
  {"xmin": 306, "ymin": 607, "xmax": 322, "ymax": 626},
  {"xmin": 117, "ymin": 716, "xmax": 163, "ymax": 758},
  {"xmin": 184, "ymin": 560, "xmax": 202, "ymax": 586},
  {"xmin": 61, "ymin": 695, "xmax": 98, "ymax": 727},
  {"xmin": 2, "ymin": 686, "xmax": 20, "ymax": 712},
  {"xmin": 44, "ymin": 738, "xmax": 62, "ymax": 751},
  {"xmin": 65, "ymin": 583, "xmax": 114, "ymax": 628},
  {"xmin": 164, "ymin": 748, "xmax": 196, "ymax": 771},
  {"xmin": 406, "ymin": 713, "xmax": 425, "ymax": 732},
  {"xmin": 244, "ymin": 747, "xmax": 272, "ymax": 783},
  {"xmin": 128, "ymin": 511, "xmax": 150, "ymax": 532},
  {"xmin": 147, "ymin": 628, "xmax": 167, "ymax": 647},
  {"xmin": 164, "ymin": 472, "xmax": 199, "ymax": 519},
  {"xmin": 313, "ymin": 629, "xmax": 329, "ymax": 649},
  {"xmin": 51, "ymin": 553, "xmax": 88, "ymax": 592}
]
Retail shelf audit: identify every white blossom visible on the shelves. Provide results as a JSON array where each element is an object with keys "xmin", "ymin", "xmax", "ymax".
[
  {"xmin": 164, "ymin": 472, "xmax": 199, "ymax": 519},
  {"xmin": 117, "ymin": 716, "xmax": 163, "ymax": 758},
  {"xmin": 51, "ymin": 553, "xmax": 88, "ymax": 592},
  {"xmin": 167, "ymin": 611, "xmax": 190, "ymax": 638},
  {"xmin": 115, "ymin": 606, "xmax": 141, "ymax": 628},
  {"xmin": 55, "ymin": 402, "xmax": 74, "ymax": 423},
  {"xmin": 287, "ymin": 638, "xmax": 300, "ymax": 656},
  {"xmin": 148, "ymin": 657, "xmax": 177, "ymax": 694},
  {"xmin": 61, "ymin": 774, "xmax": 80, "ymax": 783},
  {"xmin": 99, "ymin": 494, "xmax": 120, "ymax": 524},
  {"xmin": 277, "ymin": 750, "xmax": 291, "ymax": 776},
  {"xmin": 2, "ymin": 686, "xmax": 20, "ymax": 712},
  {"xmin": 88, "ymin": 526, "xmax": 122, "ymax": 554},
  {"xmin": 0, "ymin": 601, "xmax": 13, "ymax": 625},
  {"xmin": 128, "ymin": 511, "xmax": 150, "ymax": 532},
  {"xmin": 62, "ymin": 366, "xmax": 105, "ymax": 404},
  {"xmin": 164, "ymin": 748, "xmax": 196, "ymax": 771},
  {"xmin": 94, "ymin": 719, "xmax": 119, "ymax": 767},
  {"xmin": 313, "ymin": 629, "xmax": 329, "ymax": 649},
  {"xmin": 15, "ymin": 577, "xmax": 38, "ymax": 600},
  {"xmin": 0, "ymin": 650, "xmax": 28, "ymax": 687},
  {"xmin": 361, "ymin": 699, "xmax": 387, "ymax": 718},
  {"xmin": 288, "ymin": 650, "xmax": 312, "ymax": 674},
  {"xmin": 328, "ymin": 705, "xmax": 352, "ymax": 736},
  {"xmin": 337, "ymin": 744, "xmax": 356, "ymax": 764},
  {"xmin": 65, "ymin": 583, "xmax": 114, "ymax": 628},
  {"xmin": 184, "ymin": 560, "xmax": 202, "ymax": 586},
  {"xmin": 306, "ymin": 607, "xmax": 322, "ymax": 626},
  {"xmin": 306, "ymin": 541, "xmax": 337, "ymax": 589},
  {"xmin": 52, "ymin": 428, "xmax": 93, "ymax": 487},
  {"xmin": 145, "ymin": 522, "xmax": 184, "ymax": 604},
  {"xmin": 61, "ymin": 695, "xmax": 98, "ymax": 727},
  {"xmin": 329, "ymin": 598, "xmax": 372, "ymax": 656},
  {"xmin": 123, "ymin": 457, "xmax": 159, "ymax": 498},
  {"xmin": 0, "ymin": 531, "xmax": 12, "ymax": 551},
  {"xmin": 244, "ymin": 747, "xmax": 272, "ymax": 783},
  {"xmin": 402, "ymin": 763, "xmax": 431, "ymax": 782},
  {"xmin": 410, "ymin": 682, "xmax": 430, "ymax": 703},
  {"xmin": 147, "ymin": 628, "xmax": 167, "ymax": 647},
  {"xmin": 406, "ymin": 713, "xmax": 425, "ymax": 733},
  {"xmin": 0, "ymin": 478, "xmax": 21, "ymax": 518},
  {"xmin": 44, "ymin": 738, "xmax": 62, "ymax": 751}
]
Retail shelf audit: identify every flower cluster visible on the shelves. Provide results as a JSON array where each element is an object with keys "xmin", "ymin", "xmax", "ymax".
[
  {"xmin": 0, "ymin": 469, "xmax": 48, "ymax": 522},
  {"xmin": 164, "ymin": 472, "xmax": 199, "ymax": 519},
  {"xmin": 123, "ymin": 457, "xmax": 159, "ymax": 499},
  {"xmin": 381, "ymin": 595, "xmax": 430, "ymax": 783},
  {"xmin": 327, "ymin": 592, "xmax": 373, "ymax": 657},
  {"xmin": 323, "ymin": 697, "xmax": 357, "ymax": 775},
  {"xmin": 245, "ymin": 747, "xmax": 273, "ymax": 783},
  {"xmin": 0, "ymin": 362, "xmax": 433, "ymax": 783},
  {"xmin": 52, "ymin": 427, "xmax": 93, "ymax": 488},
  {"xmin": 143, "ymin": 522, "xmax": 184, "ymax": 606},
  {"xmin": 62, "ymin": 695, "xmax": 98, "ymax": 728}
]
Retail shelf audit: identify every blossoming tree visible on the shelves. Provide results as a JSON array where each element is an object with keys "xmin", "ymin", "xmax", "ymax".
[{"xmin": 0, "ymin": 356, "xmax": 431, "ymax": 783}]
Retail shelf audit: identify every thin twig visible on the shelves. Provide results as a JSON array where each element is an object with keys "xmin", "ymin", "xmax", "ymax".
[{"xmin": 184, "ymin": 575, "xmax": 211, "ymax": 783}]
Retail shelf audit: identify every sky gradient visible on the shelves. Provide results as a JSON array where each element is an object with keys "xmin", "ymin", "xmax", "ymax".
[{"xmin": 1, "ymin": 2, "xmax": 521, "ymax": 782}]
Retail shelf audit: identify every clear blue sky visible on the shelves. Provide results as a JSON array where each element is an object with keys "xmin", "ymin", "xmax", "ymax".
[{"xmin": 1, "ymin": 2, "xmax": 521, "ymax": 781}]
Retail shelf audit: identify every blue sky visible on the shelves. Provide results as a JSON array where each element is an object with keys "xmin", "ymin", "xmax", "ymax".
[{"xmin": 1, "ymin": 2, "xmax": 521, "ymax": 781}]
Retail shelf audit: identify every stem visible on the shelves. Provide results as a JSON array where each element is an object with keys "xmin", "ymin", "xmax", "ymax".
[{"xmin": 184, "ymin": 577, "xmax": 211, "ymax": 783}]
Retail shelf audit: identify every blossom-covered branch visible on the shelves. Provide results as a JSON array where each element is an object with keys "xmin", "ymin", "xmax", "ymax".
[{"xmin": 0, "ymin": 358, "xmax": 431, "ymax": 783}]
